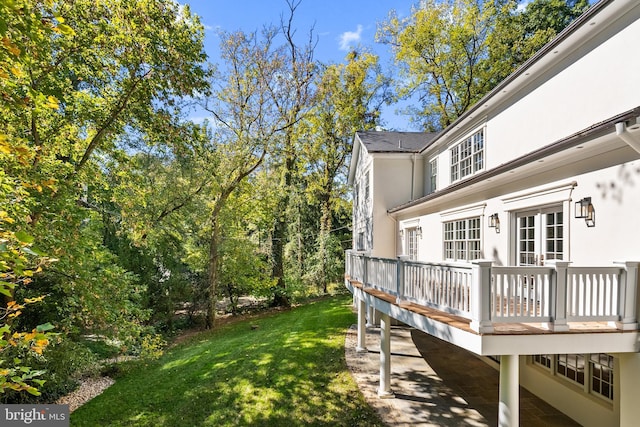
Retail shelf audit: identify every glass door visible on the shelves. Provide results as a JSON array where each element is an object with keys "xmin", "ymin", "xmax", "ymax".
[{"xmin": 516, "ymin": 207, "xmax": 564, "ymax": 266}]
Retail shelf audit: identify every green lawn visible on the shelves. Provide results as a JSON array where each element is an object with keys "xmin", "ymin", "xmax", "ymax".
[{"xmin": 71, "ymin": 294, "xmax": 384, "ymax": 426}]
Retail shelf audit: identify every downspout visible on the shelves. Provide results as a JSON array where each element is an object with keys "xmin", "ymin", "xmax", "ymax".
[
  {"xmin": 410, "ymin": 154, "xmax": 416, "ymax": 201},
  {"xmin": 616, "ymin": 120, "xmax": 640, "ymax": 154}
]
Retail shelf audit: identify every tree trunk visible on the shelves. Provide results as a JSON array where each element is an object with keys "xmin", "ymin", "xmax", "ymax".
[
  {"xmin": 319, "ymin": 190, "xmax": 332, "ymax": 294},
  {"xmin": 206, "ymin": 213, "xmax": 221, "ymax": 329}
]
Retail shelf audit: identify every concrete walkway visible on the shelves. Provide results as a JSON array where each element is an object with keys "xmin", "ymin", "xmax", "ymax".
[{"xmin": 345, "ymin": 325, "xmax": 580, "ymax": 426}]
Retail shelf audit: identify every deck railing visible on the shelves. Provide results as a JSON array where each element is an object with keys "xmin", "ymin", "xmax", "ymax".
[{"xmin": 345, "ymin": 250, "xmax": 639, "ymax": 333}]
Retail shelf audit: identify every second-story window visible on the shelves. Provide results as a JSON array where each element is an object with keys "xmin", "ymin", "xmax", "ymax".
[
  {"xmin": 450, "ymin": 129, "xmax": 484, "ymax": 183},
  {"xmin": 429, "ymin": 158, "xmax": 438, "ymax": 193}
]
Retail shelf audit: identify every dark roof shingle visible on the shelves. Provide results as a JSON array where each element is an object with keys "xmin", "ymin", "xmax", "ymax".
[{"xmin": 356, "ymin": 131, "xmax": 437, "ymax": 153}]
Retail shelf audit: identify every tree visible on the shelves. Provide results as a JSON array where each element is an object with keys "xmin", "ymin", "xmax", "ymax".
[
  {"xmin": 377, "ymin": 0, "xmax": 514, "ymax": 130},
  {"xmin": 303, "ymin": 50, "xmax": 387, "ymax": 292},
  {"xmin": 267, "ymin": 0, "xmax": 316, "ymax": 307},
  {"xmin": 201, "ymin": 26, "xmax": 298, "ymax": 328},
  {"xmin": 377, "ymin": 0, "xmax": 591, "ymax": 131},
  {"xmin": 1, "ymin": 0, "xmax": 209, "ymax": 399}
]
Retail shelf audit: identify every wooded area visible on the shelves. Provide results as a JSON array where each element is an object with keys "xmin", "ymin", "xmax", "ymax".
[{"xmin": 0, "ymin": 0, "xmax": 588, "ymax": 402}]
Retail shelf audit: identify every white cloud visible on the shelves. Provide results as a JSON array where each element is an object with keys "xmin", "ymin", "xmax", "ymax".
[
  {"xmin": 516, "ymin": 0, "xmax": 533, "ymax": 13},
  {"xmin": 338, "ymin": 24, "xmax": 363, "ymax": 51}
]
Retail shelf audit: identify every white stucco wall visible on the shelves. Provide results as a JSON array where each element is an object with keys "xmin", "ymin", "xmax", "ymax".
[{"xmin": 372, "ymin": 156, "xmax": 417, "ymax": 258}]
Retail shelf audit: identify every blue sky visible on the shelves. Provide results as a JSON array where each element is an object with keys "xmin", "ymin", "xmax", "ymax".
[{"xmin": 183, "ymin": 0, "xmax": 418, "ymax": 129}]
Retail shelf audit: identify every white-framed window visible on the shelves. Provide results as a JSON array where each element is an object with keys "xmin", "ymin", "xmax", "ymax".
[
  {"xmin": 450, "ymin": 128, "xmax": 484, "ymax": 183},
  {"xmin": 557, "ymin": 353, "xmax": 585, "ymax": 386},
  {"xmin": 590, "ymin": 353, "xmax": 614, "ymax": 400},
  {"xmin": 406, "ymin": 227, "xmax": 419, "ymax": 260},
  {"xmin": 443, "ymin": 217, "xmax": 481, "ymax": 261},
  {"xmin": 532, "ymin": 353, "xmax": 614, "ymax": 401},
  {"xmin": 516, "ymin": 207, "xmax": 564, "ymax": 266},
  {"xmin": 429, "ymin": 158, "xmax": 438, "ymax": 193}
]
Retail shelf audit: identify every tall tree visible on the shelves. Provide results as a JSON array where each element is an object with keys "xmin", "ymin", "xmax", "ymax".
[
  {"xmin": 377, "ymin": 0, "xmax": 514, "ymax": 131},
  {"xmin": 304, "ymin": 50, "xmax": 387, "ymax": 292},
  {"xmin": 1, "ymin": 0, "xmax": 209, "ymax": 353},
  {"xmin": 267, "ymin": 0, "xmax": 316, "ymax": 307},
  {"xmin": 377, "ymin": 0, "xmax": 590, "ymax": 131},
  {"xmin": 201, "ymin": 27, "xmax": 297, "ymax": 328}
]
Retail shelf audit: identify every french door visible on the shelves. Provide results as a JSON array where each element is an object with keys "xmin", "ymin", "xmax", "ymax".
[{"xmin": 516, "ymin": 207, "xmax": 564, "ymax": 266}]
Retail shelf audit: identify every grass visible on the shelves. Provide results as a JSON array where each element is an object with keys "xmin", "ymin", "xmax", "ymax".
[{"xmin": 70, "ymin": 294, "xmax": 385, "ymax": 426}]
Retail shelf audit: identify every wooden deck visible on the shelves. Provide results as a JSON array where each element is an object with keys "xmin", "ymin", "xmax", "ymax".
[{"xmin": 350, "ymin": 278, "xmax": 621, "ymax": 336}]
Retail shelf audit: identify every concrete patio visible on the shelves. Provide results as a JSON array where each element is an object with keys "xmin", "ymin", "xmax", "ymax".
[{"xmin": 345, "ymin": 324, "xmax": 581, "ymax": 426}]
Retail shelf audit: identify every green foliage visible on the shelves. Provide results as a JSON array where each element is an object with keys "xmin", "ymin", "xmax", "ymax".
[
  {"xmin": 1, "ymin": 338, "xmax": 98, "ymax": 404},
  {"xmin": 377, "ymin": 0, "xmax": 590, "ymax": 130},
  {"xmin": 1, "ymin": 0, "xmax": 208, "ymax": 398}
]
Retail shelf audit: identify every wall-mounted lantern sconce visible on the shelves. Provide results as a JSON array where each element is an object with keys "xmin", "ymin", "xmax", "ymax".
[
  {"xmin": 488, "ymin": 213, "xmax": 500, "ymax": 233},
  {"xmin": 399, "ymin": 229, "xmax": 404, "ymax": 239},
  {"xmin": 416, "ymin": 226, "xmax": 423, "ymax": 239},
  {"xmin": 575, "ymin": 197, "xmax": 595, "ymax": 227}
]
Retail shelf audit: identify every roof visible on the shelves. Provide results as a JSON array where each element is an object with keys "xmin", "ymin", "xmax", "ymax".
[{"xmin": 355, "ymin": 131, "xmax": 437, "ymax": 153}]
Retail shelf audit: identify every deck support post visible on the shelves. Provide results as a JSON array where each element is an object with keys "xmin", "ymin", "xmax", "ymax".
[
  {"xmin": 471, "ymin": 260, "xmax": 494, "ymax": 333},
  {"xmin": 499, "ymin": 354, "xmax": 520, "ymax": 427},
  {"xmin": 356, "ymin": 296, "xmax": 367, "ymax": 352},
  {"xmin": 366, "ymin": 304, "xmax": 375, "ymax": 327},
  {"xmin": 616, "ymin": 261, "xmax": 639, "ymax": 330},
  {"xmin": 378, "ymin": 311, "xmax": 394, "ymax": 398}
]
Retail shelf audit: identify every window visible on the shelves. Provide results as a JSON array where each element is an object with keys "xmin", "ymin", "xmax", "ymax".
[
  {"xmin": 429, "ymin": 158, "xmax": 438, "ymax": 193},
  {"xmin": 532, "ymin": 353, "xmax": 614, "ymax": 402},
  {"xmin": 444, "ymin": 217, "xmax": 481, "ymax": 261},
  {"xmin": 450, "ymin": 129, "xmax": 484, "ymax": 183},
  {"xmin": 590, "ymin": 354, "xmax": 614, "ymax": 400},
  {"xmin": 516, "ymin": 207, "xmax": 564, "ymax": 266},
  {"xmin": 533, "ymin": 354, "xmax": 552, "ymax": 369},
  {"xmin": 406, "ymin": 228, "xmax": 418, "ymax": 260},
  {"xmin": 557, "ymin": 354, "xmax": 585, "ymax": 386}
]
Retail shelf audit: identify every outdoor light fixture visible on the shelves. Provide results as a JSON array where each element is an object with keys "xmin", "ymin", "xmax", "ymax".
[
  {"xmin": 399, "ymin": 229, "xmax": 404, "ymax": 239},
  {"xmin": 575, "ymin": 197, "xmax": 595, "ymax": 227},
  {"xmin": 417, "ymin": 226, "xmax": 423, "ymax": 238},
  {"xmin": 488, "ymin": 213, "xmax": 500, "ymax": 228}
]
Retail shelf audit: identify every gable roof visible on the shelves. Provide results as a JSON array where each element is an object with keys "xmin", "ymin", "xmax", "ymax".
[
  {"xmin": 347, "ymin": 131, "xmax": 437, "ymax": 185},
  {"xmin": 356, "ymin": 131, "xmax": 437, "ymax": 153}
]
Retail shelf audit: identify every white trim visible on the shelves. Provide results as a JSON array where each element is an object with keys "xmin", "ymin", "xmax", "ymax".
[
  {"xmin": 400, "ymin": 218, "xmax": 420, "ymax": 228},
  {"xmin": 502, "ymin": 181, "xmax": 577, "ymax": 212},
  {"xmin": 440, "ymin": 202, "xmax": 487, "ymax": 221}
]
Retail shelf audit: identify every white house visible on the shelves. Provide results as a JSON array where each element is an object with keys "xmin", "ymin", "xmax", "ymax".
[{"xmin": 345, "ymin": 1, "xmax": 640, "ymax": 426}]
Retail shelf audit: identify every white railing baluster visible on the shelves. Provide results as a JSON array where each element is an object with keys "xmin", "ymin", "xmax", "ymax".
[{"xmin": 345, "ymin": 251, "xmax": 638, "ymax": 332}]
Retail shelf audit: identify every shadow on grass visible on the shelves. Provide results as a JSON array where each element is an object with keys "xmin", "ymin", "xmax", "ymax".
[{"xmin": 71, "ymin": 295, "xmax": 384, "ymax": 427}]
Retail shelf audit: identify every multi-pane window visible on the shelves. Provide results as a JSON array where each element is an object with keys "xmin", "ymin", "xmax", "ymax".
[
  {"xmin": 443, "ymin": 217, "xmax": 481, "ymax": 261},
  {"xmin": 429, "ymin": 158, "xmax": 438, "ymax": 193},
  {"xmin": 590, "ymin": 353, "xmax": 614, "ymax": 400},
  {"xmin": 533, "ymin": 353, "xmax": 614, "ymax": 402},
  {"xmin": 533, "ymin": 354, "xmax": 552, "ymax": 369},
  {"xmin": 406, "ymin": 228, "xmax": 418, "ymax": 261},
  {"xmin": 450, "ymin": 129, "xmax": 484, "ymax": 183},
  {"xmin": 545, "ymin": 212, "xmax": 563, "ymax": 260},
  {"xmin": 557, "ymin": 354, "xmax": 585, "ymax": 385}
]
